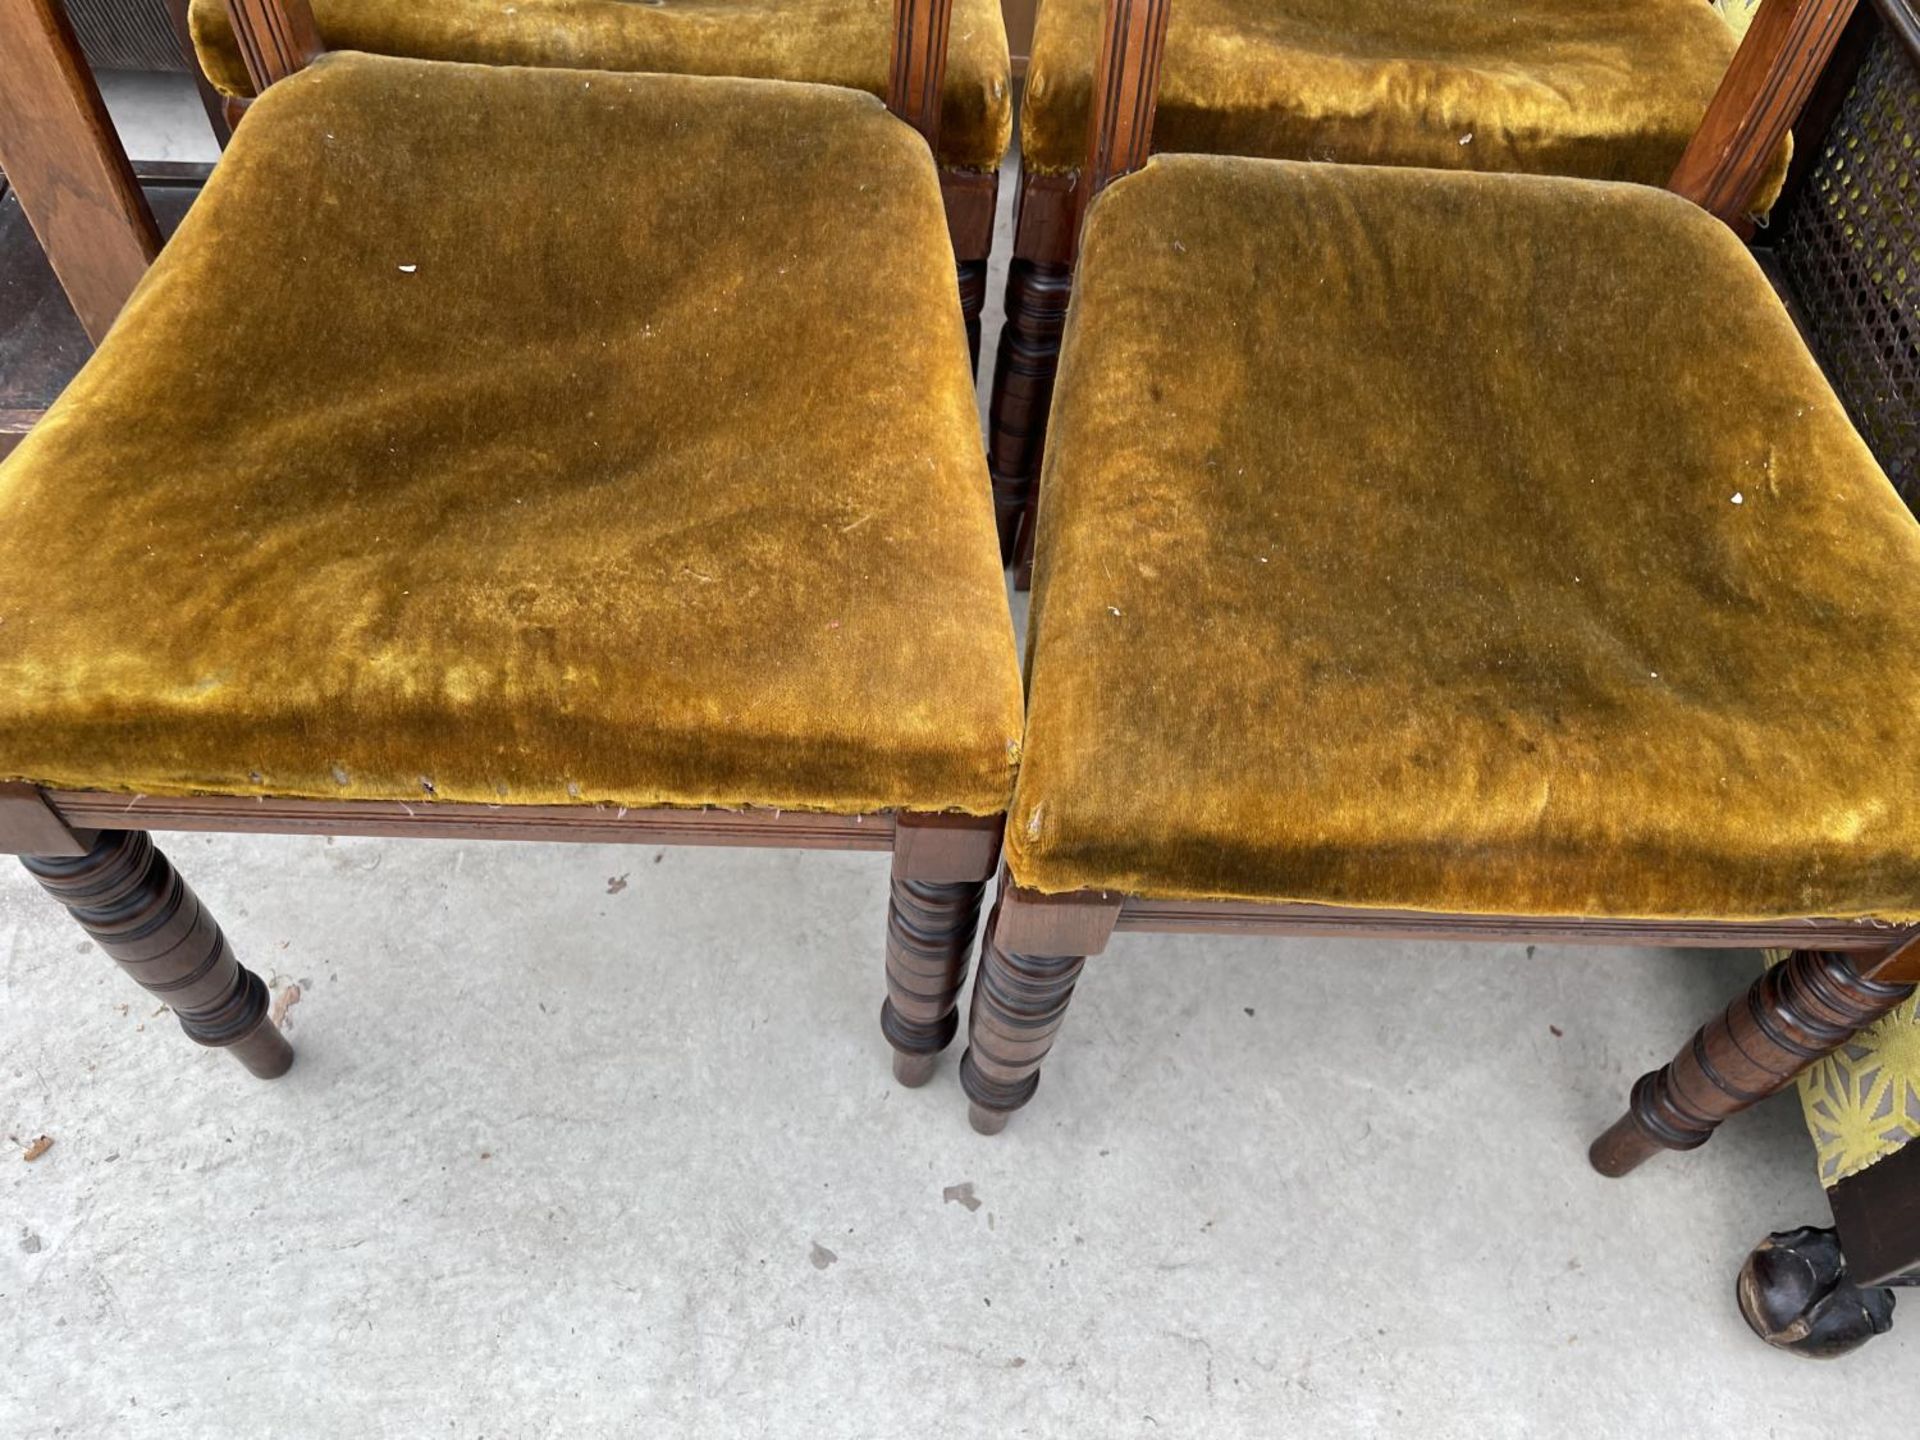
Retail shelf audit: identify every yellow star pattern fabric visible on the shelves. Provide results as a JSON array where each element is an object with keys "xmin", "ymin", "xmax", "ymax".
[{"xmin": 1768, "ymin": 951, "xmax": 1920, "ymax": 1185}]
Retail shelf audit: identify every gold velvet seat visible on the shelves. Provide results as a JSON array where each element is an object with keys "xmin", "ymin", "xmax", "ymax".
[
  {"xmin": 188, "ymin": 0, "xmax": 1013, "ymax": 170},
  {"xmin": 0, "ymin": 53, "xmax": 1022, "ymax": 817},
  {"xmin": 1022, "ymin": 0, "xmax": 1787, "ymax": 208},
  {"xmin": 1010, "ymin": 154, "xmax": 1920, "ymax": 921}
]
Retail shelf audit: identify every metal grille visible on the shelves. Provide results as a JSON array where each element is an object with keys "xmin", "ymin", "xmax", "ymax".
[
  {"xmin": 63, "ymin": 0, "xmax": 188, "ymax": 74},
  {"xmin": 1777, "ymin": 32, "xmax": 1919, "ymax": 502}
]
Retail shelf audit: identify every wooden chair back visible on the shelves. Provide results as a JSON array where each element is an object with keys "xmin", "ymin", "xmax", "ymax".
[
  {"xmin": 1077, "ymin": 0, "xmax": 1866, "ymax": 246},
  {"xmin": 0, "ymin": 0, "xmax": 966, "ymax": 344}
]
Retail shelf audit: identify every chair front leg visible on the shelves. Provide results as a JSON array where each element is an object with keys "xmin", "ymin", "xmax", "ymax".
[
  {"xmin": 1739, "ymin": 1225, "xmax": 1903, "ymax": 1358},
  {"xmin": 987, "ymin": 257, "xmax": 1074, "ymax": 565},
  {"xmin": 1589, "ymin": 946, "xmax": 1915, "ymax": 1176},
  {"xmin": 21, "ymin": 829, "xmax": 292, "ymax": 1079},
  {"xmin": 882, "ymin": 813, "xmax": 1002, "ymax": 1086},
  {"xmin": 960, "ymin": 882, "xmax": 1119, "ymax": 1133}
]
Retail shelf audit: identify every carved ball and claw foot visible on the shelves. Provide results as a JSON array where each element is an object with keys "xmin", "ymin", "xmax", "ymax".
[
  {"xmin": 1589, "ymin": 948, "xmax": 1914, "ymax": 1177},
  {"xmin": 21, "ymin": 829, "xmax": 292, "ymax": 1079},
  {"xmin": 881, "ymin": 874, "xmax": 988, "ymax": 1088},
  {"xmin": 1739, "ymin": 1226, "xmax": 1898, "ymax": 1357}
]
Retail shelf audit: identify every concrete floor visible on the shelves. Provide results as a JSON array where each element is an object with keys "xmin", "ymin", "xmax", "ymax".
[{"xmin": 3, "ymin": 73, "xmax": 1913, "ymax": 1439}]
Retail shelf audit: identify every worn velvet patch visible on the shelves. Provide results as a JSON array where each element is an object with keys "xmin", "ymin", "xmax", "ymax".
[
  {"xmin": 1023, "ymin": 0, "xmax": 1788, "ymax": 213},
  {"xmin": 189, "ymin": 0, "xmax": 1012, "ymax": 170},
  {"xmin": 1011, "ymin": 155, "xmax": 1920, "ymax": 921},
  {"xmin": 0, "ymin": 55, "xmax": 1022, "ymax": 816}
]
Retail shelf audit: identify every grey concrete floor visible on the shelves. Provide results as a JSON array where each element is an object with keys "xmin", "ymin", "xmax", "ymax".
[{"xmin": 3, "ymin": 73, "xmax": 1914, "ymax": 1440}]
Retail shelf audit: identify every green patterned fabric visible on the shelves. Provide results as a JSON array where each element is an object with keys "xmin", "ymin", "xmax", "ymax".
[{"xmin": 1767, "ymin": 951, "xmax": 1920, "ymax": 1186}]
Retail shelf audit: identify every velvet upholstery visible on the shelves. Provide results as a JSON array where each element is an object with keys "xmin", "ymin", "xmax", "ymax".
[
  {"xmin": 0, "ymin": 54, "xmax": 1023, "ymax": 816},
  {"xmin": 1022, "ymin": 0, "xmax": 1790, "ymax": 212},
  {"xmin": 189, "ymin": 0, "xmax": 1012, "ymax": 170},
  {"xmin": 1010, "ymin": 155, "xmax": 1920, "ymax": 920}
]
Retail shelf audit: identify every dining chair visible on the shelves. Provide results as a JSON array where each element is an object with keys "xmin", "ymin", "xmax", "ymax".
[
  {"xmin": 0, "ymin": 0, "xmax": 1022, "ymax": 1092},
  {"xmin": 962, "ymin": 0, "xmax": 1920, "ymax": 1281},
  {"xmin": 184, "ymin": 0, "xmax": 1011, "ymax": 365},
  {"xmin": 987, "ymin": 0, "xmax": 1806, "ymax": 576}
]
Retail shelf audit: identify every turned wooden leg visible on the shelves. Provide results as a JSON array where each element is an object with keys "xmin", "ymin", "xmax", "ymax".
[
  {"xmin": 957, "ymin": 258, "xmax": 987, "ymax": 375},
  {"xmin": 1590, "ymin": 948, "xmax": 1914, "ymax": 1177},
  {"xmin": 1014, "ymin": 494, "xmax": 1039, "ymax": 592},
  {"xmin": 959, "ymin": 916, "xmax": 1083, "ymax": 1133},
  {"xmin": 1739, "ymin": 1225, "xmax": 1901, "ymax": 1358},
  {"xmin": 987, "ymin": 257, "xmax": 1074, "ymax": 566},
  {"xmin": 959, "ymin": 883, "xmax": 1119, "ymax": 1133},
  {"xmin": 882, "ymin": 814, "xmax": 1002, "ymax": 1086},
  {"xmin": 882, "ymin": 877, "xmax": 986, "ymax": 1086},
  {"xmin": 20, "ymin": 829, "xmax": 292, "ymax": 1079}
]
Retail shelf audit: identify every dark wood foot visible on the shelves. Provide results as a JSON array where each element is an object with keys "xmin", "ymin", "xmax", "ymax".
[
  {"xmin": 1590, "ymin": 948, "xmax": 1914, "ymax": 1176},
  {"xmin": 1739, "ymin": 1225, "xmax": 1898, "ymax": 1357},
  {"xmin": 21, "ymin": 830, "xmax": 292, "ymax": 1079},
  {"xmin": 968, "ymin": 1101, "xmax": 1010, "ymax": 1135},
  {"xmin": 957, "ymin": 258, "xmax": 987, "ymax": 375},
  {"xmin": 987, "ymin": 258, "xmax": 1073, "ymax": 565},
  {"xmin": 893, "ymin": 1050, "xmax": 939, "ymax": 1088}
]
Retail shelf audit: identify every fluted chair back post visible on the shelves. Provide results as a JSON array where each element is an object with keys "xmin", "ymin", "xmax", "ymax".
[
  {"xmin": 1675, "ymin": 0, "xmax": 1861, "ymax": 229},
  {"xmin": 1070, "ymin": 0, "xmax": 1172, "ymax": 249}
]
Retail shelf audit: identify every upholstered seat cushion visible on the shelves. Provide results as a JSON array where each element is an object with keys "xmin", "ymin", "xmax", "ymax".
[
  {"xmin": 189, "ymin": 0, "xmax": 1012, "ymax": 170},
  {"xmin": 1011, "ymin": 155, "xmax": 1920, "ymax": 920},
  {"xmin": 1023, "ymin": 0, "xmax": 1788, "ymax": 212},
  {"xmin": 0, "ymin": 54, "xmax": 1022, "ymax": 816}
]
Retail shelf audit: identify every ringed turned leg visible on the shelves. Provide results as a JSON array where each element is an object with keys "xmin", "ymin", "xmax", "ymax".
[
  {"xmin": 1589, "ymin": 946, "xmax": 1917, "ymax": 1177},
  {"xmin": 21, "ymin": 829, "xmax": 292, "ymax": 1079},
  {"xmin": 882, "ymin": 813, "xmax": 1003, "ymax": 1087},
  {"xmin": 956, "ymin": 258, "xmax": 988, "ymax": 374},
  {"xmin": 987, "ymin": 257, "xmax": 1074, "ymax": 565},
  {"xmin": 960, "ymin": 883, "xmax": 1119, "ymax": 1133}
]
